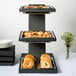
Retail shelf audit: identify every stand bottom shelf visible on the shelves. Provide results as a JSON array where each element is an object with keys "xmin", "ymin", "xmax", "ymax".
[{"xmin": 19, "ymin": 53, "xmax": 58, "ymax": 73}]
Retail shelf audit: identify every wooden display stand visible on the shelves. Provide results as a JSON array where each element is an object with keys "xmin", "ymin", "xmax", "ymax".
[{"xmin": 19, "ymin": 4, "xmax": 58, "ymax": 73}]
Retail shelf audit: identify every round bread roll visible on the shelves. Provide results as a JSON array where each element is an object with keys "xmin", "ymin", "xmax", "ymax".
[
  {"xmin": 24, "ymin": 54, "xmax": 36, "ymax": 61},
  {"xmin": 28, "ymin": 6, "xmax": 34, "ymax": 8},
  {"xmin": 22, "ymin": 58, "xmax": 35, "ymax": 69},
  {"xmin": 37, "ymin": 31, "xmax": 43, "ymax": 36},
  {"xmin": 40, "ymin": 54, "xmax": 51, "ymax": 60},
  {"xmin": 42, "ymin": 6, "xmax": 49, "ymax": 8},
  {"xmin": 23, "ymin": 32, "xmax": 29, "ymax": 36},
  {"xmin": 40, "ymin": 59, "xmax": 52, "ymax": 68},
  {"xmin": 40, "ymin": 54, "xmax": 53, "ymax": 68},
  {"xmin": 24, "ymin": 6, "xmax": 27, "ymax": 8}
]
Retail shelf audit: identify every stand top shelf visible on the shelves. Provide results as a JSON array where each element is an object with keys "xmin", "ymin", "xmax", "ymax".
[{"xmin": 19, "ymin": 4, "xmax": 56, "ymax": 14}]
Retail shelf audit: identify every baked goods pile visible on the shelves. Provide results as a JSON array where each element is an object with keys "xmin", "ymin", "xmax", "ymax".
[
  {"xmin": 23, "ymin": 5, "xmax": 49, "ymax": 9},
  {"xmin": 23, "ymin": 31, "xmax": 52, "ymax": 38},
  {"xmin": 39, "ymin": 54, "xmax": 53, "ymax": 68},
  {"xmin": 22, "ymin": 54, "xmax": 36, "ymax": 69},
  {"xmin": 22, "ymin": 54, "xmax": 53, "ymax": 69}
]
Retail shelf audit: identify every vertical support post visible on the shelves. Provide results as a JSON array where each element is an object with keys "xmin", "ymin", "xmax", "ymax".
[
  {"xmin": 29, "ymin": 14, "xmax": 45, "ymax": 57},
  {"xmin": 29, "ymin": 14, "xmax": 45, "ymax": 31}
]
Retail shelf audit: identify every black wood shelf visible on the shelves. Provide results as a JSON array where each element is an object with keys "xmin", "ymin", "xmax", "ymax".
[
  {"xmin": 0, "ymin": 56, "xmax": 15, "ymax": 62},
  {"xmin": 19, "ymin": 7, "xmax": 56, "ymax": 14},
  {"xmin": 19, "ymin": 53, "xmax": 58, "ymax": 73},
  {"xmin": 0, "ymin": 45, "xmax": 15, "ymax": 56},
  {"xmin": 19, "ymin": 4, "xmax": 56, "ymax": 14},
  {"xmin": 19, "ymin": 31, "xmax": 56, "ymax": 43}
]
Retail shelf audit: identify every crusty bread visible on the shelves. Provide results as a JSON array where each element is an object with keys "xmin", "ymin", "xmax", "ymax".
[
  {"xmin": 23, "ymin": 31, "xmax": 52, "ymax": 38},
  {"xmin": 24, "ymin": 54, "xmax": 36, "ymax": 61},
  {"xmin": 22, "ymin": 54, "xmax": 35, "ymax": 69},
  {"xmin": 40, "ymin": 54, "xmax": 53, "ymax": 68},
  {"xmin": 40, "ymin": 54, "xmax": 51, "ymax": 60},
  {"xmin": 22, "ymin": 58, "xmax": 35, "ymax": 69}
]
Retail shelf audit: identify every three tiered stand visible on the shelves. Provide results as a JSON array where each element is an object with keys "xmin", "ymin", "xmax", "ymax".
[{"xmin": 19, "ymin": 4, "xmax": 58, "ymax": 73}]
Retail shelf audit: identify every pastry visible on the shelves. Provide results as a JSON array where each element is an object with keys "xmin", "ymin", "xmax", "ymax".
[
  {"xmin": 37, "ymin": 31, "xmax": 43, "ymax": 36},
  {"xmin": 23, "ymin": 31, "xmax": 52, "ymax": 38},
  {"xmin": 42, "ymin": 6, "xmax": 49, "ymax": 8},
  {"xmin": 22, "ymin": 58, "xmax": 35, "ymax": 69},
  {"xmin": 40, "ymin": 54, "xmax": 51, "ymax": 60},
  {"xmin": 24, "ymin": 54, "xmax": 36, "ymax": 61},
  {"xmin": 40, "ymin": 54, "xmax": 53, "ymax": 68},
  {"xmin": 40, "ymin": 59, "xmax": 53, "ymax": 68},
  {"xmin": 23, "ymin": 6, "xmax": 27, "ymax": 8},
  {"xmin": 22, "ymin": 54, "xmax": 36, "ymax": 69}
]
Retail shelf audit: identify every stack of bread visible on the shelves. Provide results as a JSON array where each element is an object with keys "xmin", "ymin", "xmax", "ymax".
[
  {"xmin": 40, "ymin": 54, "xmax": 53, "ymax": 68},
  {"xmin": 22, "ymin": 54, "xmax": 35, "ymax": 69}
]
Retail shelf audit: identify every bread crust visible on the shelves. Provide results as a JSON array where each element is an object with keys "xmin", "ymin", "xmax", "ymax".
[
  {"xmin": 40, "ymin": 54, "xmax": 53, "ymax": 68},
  {"xmin": 24, "ymin": 54, "xmax": 36, "ymax": 61},
  {"xmin": 22, "ymin": 58, "xmax": 35, "ymax": 69}
]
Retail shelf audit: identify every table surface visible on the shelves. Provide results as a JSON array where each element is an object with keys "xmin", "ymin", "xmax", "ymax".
[{"xmin": 0, "ymin": 52, "xmax": 76, "ymax": 76}]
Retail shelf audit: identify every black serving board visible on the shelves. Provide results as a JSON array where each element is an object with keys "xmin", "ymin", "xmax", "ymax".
[
  {"xmin": 19, "ymin": 4, "xmax": 56, "ymax": 13},
  {"xmin": 19, "ymin": 53, "xmax": 58, "ymax": 73},
  {"xmin": 0, "ymin": 61, "xmax": 15, "ymax": 66},
  {"xmin": 0, "ymin": 45, "xmax": 15, "ymax": 66},
  {"xmin": 0, "ymin": 45, "xmax": 15, "ymax": 56},
  {"xmin": 0, "ymin": 56, "xmax": 15, "ymax": 62},
  {"xmin": 19, "ymin": 31, "xmax": 56, "ymax": 43}
]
